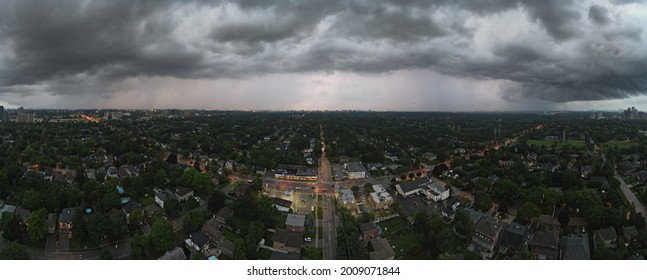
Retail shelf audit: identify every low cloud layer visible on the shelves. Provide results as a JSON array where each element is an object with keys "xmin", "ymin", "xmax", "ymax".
[{"xmin": 0, "ymin": 0, "xmax": 645, "ymax": 107}]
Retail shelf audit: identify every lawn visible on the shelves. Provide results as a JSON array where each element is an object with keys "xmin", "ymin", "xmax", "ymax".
[
  {"xmin": 138, "ymin": 195, "xmax": 155, "ymax": 206},
  {"xmin": 601, "ymin": 141, "xmax": 640, "ymax": 149},
  {"xmin": 223, "ymin": 228, "xmax": 240, "ymax": 242},
  {"xmin": 388, "ymin": 231, "xmax": 420, "ymax": 259},
  {"xmin": 302, "ymin": 247, "xmax": 323, "ymax": 260},
  {"xmin": 272, "ymin": 214, "xmax": 288, "ymax": 229},
  {"xmin": 527, "ymin": 139, "xmax": 587, "ymax": 149},
  {"xmin": 378, "ymin": 217, "xmax": 409, "ymax": 239}
]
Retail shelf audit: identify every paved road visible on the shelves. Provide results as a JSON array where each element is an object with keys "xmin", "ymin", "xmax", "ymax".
[
  {"xmin": 615, "ymin": 171, "xmax": 647, "ymax": 218},
  {"xmin": 0, "ymin": 235, "xmax": 132, "ymax": 260},
  {"xmin": 319, "ymin": 123, "xmax": 337, "ymax": 260}
]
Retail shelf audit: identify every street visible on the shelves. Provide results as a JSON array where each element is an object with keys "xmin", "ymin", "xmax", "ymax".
[{"xmin": 615, "ymin": 171, "xmax": 647, "ymax": 218}]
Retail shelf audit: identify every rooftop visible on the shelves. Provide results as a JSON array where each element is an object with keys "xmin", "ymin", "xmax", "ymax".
[
  {"xmin": 285, "ymin": 214, "xmax": 306, "ymax": 228},
  {"xmin": 159, "ymin": 247, "xmax": 187, "ymax": 260},
  {"xmin": 369, "ymin": 239, "xmax": 395, "ymax": 260},
  {"xmin": 398, "ymin": 177, "xmax": 431, "ymax": 194},
  {"xmin": 273, "ymin": 229, "xmax": 304, "ymax": 249}
]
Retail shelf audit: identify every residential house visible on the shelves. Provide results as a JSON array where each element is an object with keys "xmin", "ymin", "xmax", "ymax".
[
  {"xmin": 370, "ymin": 184, "xmax": 393, "ymax": 210},
  {"xmin": 285, "ymin": 214, "xmax": 306, "ymax": 232},
  {"xmin": 464, "ymin": 207, "xmax": 484, "ymax": 225},
  {"xmin": 144, "ymin": 204, "xmax": 163, "ymax": 217},
  {"xmin": 472, "ymin": 215, "xmax": 506, "ymax": 259},
  {"xmin": 201, "ymin": 217, "xmax": 224, "ymax": 244},
  {"xmin": 272, "ymin": 197, "xmax": 292, "ymax": 213},
  {"xmin": 155, "ymin": 189, "xmax": 176, "ymax": 208},
  {"xmin": 560, "ymin": 233, "xmax": 591, "ymax": 260},
  {"xmin": 175, "ymin": 187, "xmax": 194, "ymax": 202},
  {"xmin": 498, "ymin": 223, "xmax": 532, "ymax": 256},
  {"xmin": 360, "ymin": 222, "xmax": 379, "ymax": 240},
  {"xmin": 185, "ymin": 231, "xmax": 210, "ymax": 254},
  {"xmin": 422, "ymin": 152, "xmax": 437, "ymax": 162},
  {"xmin": 270, "ymin": 251, "xmax": 301, "ymax": 260},
  {"xmin": 159, "ymin": 247, "xmax": 187, "ymax": 260},
  {"xmin": 0, "ymin": 200, "xmax": 16, "ymax": 216},
  {"xmin": 234, "ymin": 183, "xmax": 250, "ymax": 197},
  {"xmin": 442, "ymin": 207, "xmax": 456, "ymax": 220},
  {"xmin": 594, "ymin": 227, "xmax": 618, "ymax": 249},
  {"xmin": 58, "ymin": 208, "xmax": 76, "ymax": 237},
  {"xmin": 369, "ymin": 239, "xmax": 395, "ymax": 260},
  {"xmin": 623, "ymin": 226, "xmax": 639, "ymax": 245},
  {"xmin": 531, "ymin": 230, "xmax": 559, "ymax": 260},
  {"xmin": 121, "ymin": 198, "xmax": 144, "ymax": 222},
  {"xmin": 219, "ymin": 240, "xmax": 236, "ymax": 257},
  {"xmin": 272, "ymin": 229, "xmax": 303, "ymax": 253},
  {"xmin": 339, "ymin": 189, "xmax": 356, "ymax": 207},
  {"xmin": 344, "ymin": 162, "xmax": 367, "ymax": 179},
  {"xmin": 216, "ymin": 207, "xmax": 233, "ymax": 224},
  {"xmin": 47, "ymin": 213, "xmax": 58, "ymax": 234},
  {"xmin": 14, "ymin": 207, "xmax": 31, "ymax": 225}
]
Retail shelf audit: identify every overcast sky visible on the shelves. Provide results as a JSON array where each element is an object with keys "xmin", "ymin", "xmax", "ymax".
[{"xmin": 1, "ymin": 0, "xmax": 646, "ymax": 111}]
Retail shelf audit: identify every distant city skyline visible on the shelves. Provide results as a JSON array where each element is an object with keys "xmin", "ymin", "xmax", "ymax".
[{"xmin": 0, "ymin": 0, "xmax": 646, "ymax": 111}]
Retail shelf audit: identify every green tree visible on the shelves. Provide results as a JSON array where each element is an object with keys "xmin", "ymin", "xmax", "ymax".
[
  {"xmin": 516, "ymin": 202, "xmax": 541, "ymax": 224},
  {"xmin": 87, "ymin": 213, "xmax": 110, "ymax": 244},
  {"xmin": 164, "ymin": 198, "xmax": 181, "ymax": 218},
  {"xmin": 234, "ymin": 239, "xmax": 246, "ymax": 260},
  {"xmin": 453, "ymin": 208, "xmax": 475, "ymax": 239},
  {"xmin": 128, "ymin": 208, "xmax": 145, "ymax": 226},
  {"xmin": 108, "ymin": 214, "xmax": 128, "ymax": 239},
  {"xmin": 150, "ymin": 219, "xmax": 174, "ymax": 252},
  {"xmin": 26, "ymin": 208, "xmax": 48, "ymax": 243},
  {"xmin": 474, "ymin": 191, "xmax": 493, "ymax": 212},
  {"xmin": 207, "ymin": 190, "xmax": 226, "ymax": 214},
  {"xmin": 0, "ymin": 242, "xmax": 30, "ymax": 260},
  {"xmin": 131, "ymin": 233, "xmax": 148, "ymax": 260},
  {"xmin": 183, "ymin": 211, "xmax": 206, "ymax": 234},
  {"xmin": 0, "ymin": 212, "xmax": 21, "ymax": 241}
]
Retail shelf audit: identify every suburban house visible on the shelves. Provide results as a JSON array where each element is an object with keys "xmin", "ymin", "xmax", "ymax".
[
  {"xmin": 560, "ymin": 233, "xmax": 591, "ymax": 260},
  {"xmin": 472, "ymin": 215, "xmax": 506, "ymax": 259},
  {"xmin": 201, "ymin": 217, "xmax": 224, "ymax": 244},
  {"xmin": 215, "ymin": 207, "xmax": 233, "ymax": 224},
  {"xmin": 623, "ymin": 226, "xmax": 639, "ymax": 245},
  {"xmin": 594, "ymin": 227, "xmax": 618, "ymax": 249},
  {"xmin": 285, "ymin": 214, "xmax": 306, "ymax": 232},
  {"xmin": 234, "ymin": 183, "xmax": 250, "ymax": 197},
  {"xmin": 369, "ymin": 238, "xmax": 395, "ymax": 260},
  {"xmin": 442, "ymin": 207, "xmax": 456, "ymax": 220},
  {"xmin": 497, "ymin": 223, "xmax": 532, "ymax": 256},
  {"xmin": 175, "ymin": 187, "xmax": 194, "ymax": 202},
  {"xmin": 0, "ymin": 200, "xmax": 16, "ymax": 216},
  {"xmin": 154, "ymin": 189, "xmax": 176, "ymax": 208},
  {"xmin": 159, "ymin": 247, "xmax": 187, "ymax": 260},
  {"xmin": 218, "ymin": 240, "xmax": 236, "ymax": 257},
  {"xmin": 531, "ymin": 230, "xmax": 560, "ymax": 260},
  {"xmin": 464, "ymin": 207, "xmax": 484, "ymax": 225},
  {"xmin": 339, "ymin": 189, "xmax": 356, "ymax": 206},
  {"xmin": 14, "ymin": 207, "xmax": 31, "ymax": 225},
  {"xmin": 121, "ymin": 198, "xmax": 144, "ymax": 222},
  {"xmin": 270, "ymin": 251, "xmax": 301, "ymax": 260},
  {"xmin": 272, "ymin": 229, "xmax": 304, "ymax": 253},
  {"xmin": 272, "ymin": 197, "xmax": 293, "ymax": 213},
  {"xmin": 360, "ymin": 222, "xmax": 379, "ymax": 240},
  {"xmin": 185, "ymin": 231, "xmax": 210, "ymax": 254},
  {"xmin": 344, "ymin": 162, "xmax": 367, "ymax": 179},
  {"xmin": 47, "ymin": 213, "xmax": 58, "ymax": 234},
  {"xmin": 370, "ymin": 184, "xmax": 393, "ymax": 210},
  {"xmin": 144, "ymin": 204, "xmax": 163, "ymax": 217},
  {"xmin": 58, "ymin": 207, "xmax": 76, "ymax": 237}
]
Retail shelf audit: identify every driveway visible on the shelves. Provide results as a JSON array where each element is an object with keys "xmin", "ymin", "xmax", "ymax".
[
  {"xmin": 58, "ymin": 235, "xmax": 70, "ymax": 251},
  {"xmin": 45, "ymin": 234, "xmax": 57, "ymax": 251}
]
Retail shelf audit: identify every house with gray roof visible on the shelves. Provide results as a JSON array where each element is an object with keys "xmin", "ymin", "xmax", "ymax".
[
  {"xmin": 155, "ymin": 189, "xmax": 176, "ymax": 208},
  {"xmin": 594, "ymin": 227, "xmax": 618, "ymax": 249},
  {"xmin": 0, "ymin": 200, "xmax": 16, "ymax": 216},
  {"xmin": 159, "ymin": 247, "xmax": 187, "ymax": 260},
  {"xmin": 344, "ymin": 162, "xmax": 367, "ymax": 179},
  {"xmin": 471, "ymin": 215, "xmax": 506, "ymax": 259},
  {"xmin": 395, "ymin": 177, "xmax": 432, "ymax": 197},
  {"xmin": 560, "ymin": 233, "xmax": 591, "ymax": 260},
  {"xmin": 623, "ymin": 226, "xmax": 639, "ymax": 244},
  {"xmin": 498, "ymin": 222, "xmax": 532, "ymax": 256},
  {"xmin": 531, "ymin": 230, "xmax": 559, "ymax": 260},
  {"xmin": 285, "ymin": 214, "xmax": 306, "ymax": 232},
  {"xmin": 369, "ymin": 238, "xmax": 395, "ymax": 260},
  {"xmin": 273, "ymin": 229, "xmax": 303, "ymax": 253},
  {"xmin": 58, "ymin": 208, "xmax": 76, "ymax": 237}
]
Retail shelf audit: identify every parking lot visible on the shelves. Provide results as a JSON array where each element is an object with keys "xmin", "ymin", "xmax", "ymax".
[{"xmin": 399, "ymin": 194, "xmax": 442, "ymax": 222}]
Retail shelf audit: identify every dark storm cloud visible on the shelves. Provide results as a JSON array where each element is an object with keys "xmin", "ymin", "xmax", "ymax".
[
  {"xmin": 589, "ymin": 5, "xmax": 612, "ymax": 25},
  {"xmin": 0, "ymin": 0, "xmax": 645, "ymax": 103}
]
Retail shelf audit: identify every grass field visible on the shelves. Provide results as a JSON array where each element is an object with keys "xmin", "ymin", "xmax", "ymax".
[
  {"xmin": 601, "ymin": 141, "xmax": 640, "ymax": 149},
  {"xmin": 378, "ymin": 217, "xmax": 409, "ymax": 239},
  {"xmin": 527, "ymin": 139, "xmax": 587, "ymax": 149}
]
